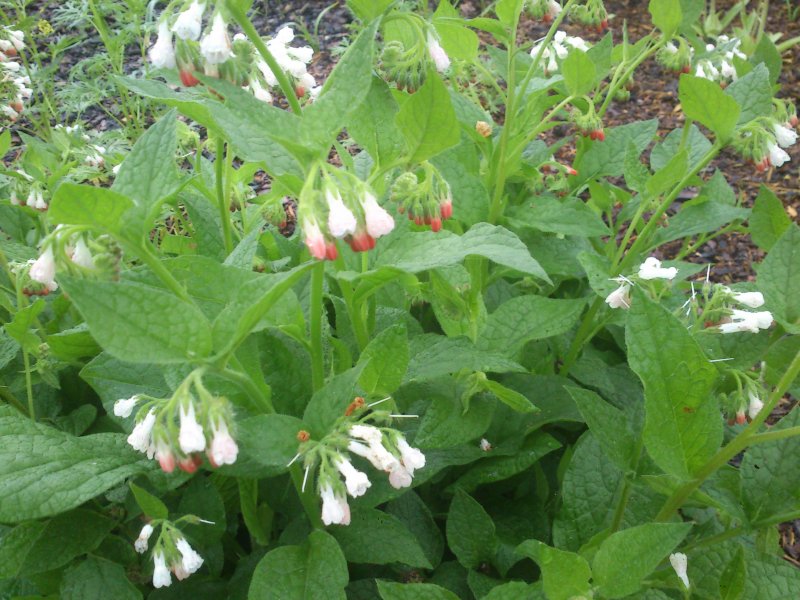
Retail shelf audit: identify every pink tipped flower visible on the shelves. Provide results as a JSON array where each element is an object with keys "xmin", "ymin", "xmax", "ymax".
[
  {"xmin": 209, "ymin": 420, "xmax": 238, "ymax": 466},
  {"xmin": 335, "ymin": 457, "xmax": 371, "ymax": 497},
  {"xmin": 768, "ymin": 143, "xmax": 790, "ymax": 168},
  {"xmin": 178, "ymin": 403, "xmax": 206, "ymax": 454},
  {"xmin": 388, "ymin": 463, "xmax": 413, "ymax": 489},
  {"xmin": 127, "ymin": 409, "xmax": 157, "ymax": 453},
  {"xmin": 153, "ymin": 551, "xmax": 172, "ymax": 588},
  {"xmin": 362, "ymin": 192, "xmax": 395, "ymax": 239},
  {"xmin": 134, "ymin": 524, "xmax": 154, "ymax": 553},
  {"xmin": 320, "ymin": 484, "xmax": 349, "ymax": 525},
  {"xmin": 156, "ymin": 439, "xmax": 176, "ymax": 473},
  {"xmin": 149, "ymin": 21, "xmax": 176, "ymax": 69},
  {"xmin": 440, "ymin": 198, "xmax": 453, "ymax": 220},
  {"xmin": 396, "ymin": 437, "xmax": 425, "ymax": 476},
  {"xmin": 303, "ymin": 219, "xmax": 327, "ymax": 260},
  {"xmin": 326, "ymin": 190, "xmax": 357, "ymax": 239},
  {"xmin": 200, "ymin": 13, "xmax": 231, "ymax": 65},
  {"xmin": 173, "ymin": 1, "xmax": 205, "ymax": 41},
  {"xmin": 30, "ymin": 246, "xmax": 58, "ymax": 291},
  {"xmin": 637, "ymin": 256, "xmax": 678, "ymax": 280},
  {"xmin": 427, "ymin": 34, "xmax": 450, "ymax": 72}
]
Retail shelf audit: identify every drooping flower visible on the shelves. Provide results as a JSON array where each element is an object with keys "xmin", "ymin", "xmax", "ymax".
[
  {"xmin": 747, "ymin": 391, "xmax": 764, "ymax": 421},
  {"xmin": 208, "ymin": 420, "xmax": 238, "ymax": 466},
  {"xmin": 637, "ymin": 256, "xmax": 678, "ymax": 280},
  {"xmin": 134, "ymin": 524, "xmax": 154, "ymax": 553},
  {"xmin": 361, "ymin": 192, "xmax": 395, "ymax": 239},
  {"xmin": 30, "ymin": 246, "xmax": 58, "ymax": 291},
  {"xmin": 127, "ymin": 409, "xmax": 157, "ymax": 453},
  {"xmin": 347, "ymin": 439, "xmax": 398, "ymax": 472},
  {"xmin": 155, "ymin": 439, "xmax": 176, "ymax": 473},
  {"xmin": 175, "ymin": 537, "xmax": 204, "ymax": 576},
  {"xmin": 302, "ymin": 218, "xmax": 327, "ymax": 260},
  {"xmin": 149, "ymin": 21, "xmax": 176, "ymax": 69},
  {"xmin": 719, "ymin": 309, "xmax": 774, "ymax": 334},
  {"xmin": 605, "ymin": 280, "xmax": 631, "ymax": 309},
  {"xmin": 173, "ymin": 1, "xmax": 205, "ymax": 41},
  {"xmin": 326, "ymin": 190, "xmax": 357, "ymax": 239},
  {"xmin": 200, "ymin": 13, "xmax": 231, "ymax": 65},
  {"xmin": 388, "ymin": 463, "xmax": 413, "ymax": 489},
  {"xmin": 113, "ymin": 395, "xmax": 140, "ymax": 418},
  {"xmin": 178, "ymin": 403, "xmax": 206, "ymax": 454},
  {"xmin": 320, "ymin": 484, "xmax": 350, "ymax": 526},
  {"xmin": 669, "ymin": 552, "xmax": 689, "ymax": 589},
  {"xmin": 768, "ymin": 142, "xmax": 790, "ymax": 168},
  {"xmin": 250, "ymin": 78, "xmax": 273, "ymax": 103},
  {"xmin": 72, "ymin": 238, "xmax": 95, "ymax": 269},
  {"xmin": 396, "ymin": 437, "xmax": 425, "ymax": 476},
  {"xmin": 773, "ymin": 123, "xmax": 798, "ymax": 148},
  {"xmin": 335, "ymin": 457, "xmax": 371, "ymax": 497},
  {"xmin": 427, "ymin": 34, "xmax": 450, "ymax": 72},
  {"xmin": 727, "ymin": 289, "xmax": 765, "ymax": 309},
  {"xmin": 349, "ymin": 424, "xmax": 383, "ymax": 444},
  {"xmin": 152, "ymin": 551, "xmax": 172, "ymax": 588}
]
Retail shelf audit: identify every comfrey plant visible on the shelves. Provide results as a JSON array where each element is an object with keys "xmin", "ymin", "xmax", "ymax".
[{"xmin": 1, "ymin": 0, "xmax": 800, "ymax": 598}]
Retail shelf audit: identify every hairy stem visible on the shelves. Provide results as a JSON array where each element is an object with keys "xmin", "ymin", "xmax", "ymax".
[{"xmin": 310, "ymin": 261, "xmax": 326, "ymax": 392}]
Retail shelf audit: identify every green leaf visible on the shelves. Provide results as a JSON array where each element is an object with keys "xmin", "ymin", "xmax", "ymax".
[
  {"xmin": 112, "ymin": 110, "xmax": 181, "ymax": 207},
  {"xmin": 303, "ymin": 366, "xmax": 365, "ymax": 437},
  {"xmin": 129, "ymin": 482, "xmax": 168, "ymax": 520},
  {"xmin": 49, "ymin": 184, "xmax": 135, "ymax": 236},
  {"xmin": 679, "ymin": 75, "xmax": 740, "ymax": 141},
  {"xmin": 650, "ymin": 125, "xmax": 712, "ymax": 172},
  {"xmin": 648, "ymin": 0, "xmax": 682, "ymax": 35},
  {"xmin": 346, "ymin": 77, "xmax": 404, "ymax": 167},
  {"xmin": 249, "ymin": 531, "xmax": 348, "ymax": 600},
  {"xmin": 395, "ymin": 71, "xmax": 460, "ymax": 163},
  {"xmin": 508, "ymin": 196, "xmax": 610, "ymax": 237},
  {"xmin": 386, "ymin": 491, "xmax": 445, "ymax": 569},
  {"xmin": 592, "ymin": 523, "xmax": 691, "ymax": 598},
  {"xmin": 652, "ymin": 200, "xmax": 750, "ymax": 246},
  {"xmin": 567, "ymin": 386, "xmax": 635, "ymax": 469},
  {"xmin": 219, "ymin": 414, "xmax": 306, "ymax": 478},
  {"xmin": 346, "ymin": 0, "xmax": 392, "ymax": 21},
  {"xmin": 332, "ymin": 509, "xmax": 432, "ymax": 568},
  {"xmin": 517, "ymin": 540, "xmax": 592, "ymax": 600},
  {"xmin": 377, "ymin": 581, "xmax": 460, "ymax": 600},
  {"xmin": 414, "ymin": 386, "xmax": 496, "ymax": 449},
  {"xmin": 405, "ymin": 334, "xmax": 525, "ymax": 382},
  {"xmin": 60, "ymin": 276, "xmax": 213, "ymax": 364},
  {"xmin": 561, "ymin": 50, "xmax": 597, "ymax": 96},
  {"xmin": 495, "ymin": 0, "xmax": 524, "ymax": 26},
  {"xmin": 749, "ymin": 186, "xmax": 791, "ymax": 251},
  {"xmin": 446, "ymin": 489, "xmax": 497, "ymax": 569},
  {"xmin": 626, "ymin": 290, "xmax": 721, "ymax": 479},
  {"xmin": 0, "ymin": 509, "xmax": 114, "ymax": 578},
  {"xmin": 478, "ymin": 295, "xmax": 587, "ymax": 357},
  {"xmin": 750, "ymin": 35, "xmax": 782, "ymax": 85},
  {"xmin": 0, "ymin": 407, "xmax": 151, "ymax": 522},
  {"xmin": 482, "ymin": 379, "xmax": 535, "ymax": 413},
  {"xmin": 757, "ymin": 224, "xmax": 800, "ymax": 333},
  {"xmin": 646, "ymin": 148, "xmax": 687, "ymax": 196},
  {"xmin": 377, "ymin": 223, "xmax": 550, "ymax": 282},
  {"xmin": 433, "ymin": 2, "xmax": 479, "ymax": 61},
  {"xmin": 719, "ymin": 546, "xmax": 746, "ymax": 600},
  {"xmin": 61, "ymin": 556, "xmax": 142, "ymax": 600},
  {"xmin": 725, "ymin": 64, "xmax": 772, "ymax": 125},
  {"xmin": 575, "ymin": 119, "xmax": 658, "ymax": 183},
  {"xmin": 358, "ymin": 324, "xmax": 409, "ymax": 396}
]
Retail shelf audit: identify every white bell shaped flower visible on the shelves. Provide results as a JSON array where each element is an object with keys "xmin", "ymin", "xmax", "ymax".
[
  {"xmin": 638, "ymin": 256, "xmax": 678, "ymax": 280},
  {"xmin": 30, "ymin": 246, "xmax": 58, "ymax": 291},
  {"xmin": 178, "ymin": 403, "xmax": 206, "ymax": 454},
  {"xmin": 719, "ymin": 309, "xmax": 774, "ymax": 334},
  {"xmin": 396, "ymin": 437, "xmax": 425, "ymax": 476},
  {"xmin": 134, "ymin": 523, "xmax": 154, "ymax": 553},
  {"xmin": 209, "ymin": 420, "xmax": 238, "ymax": 466},
  {"xmin": 669, "ymin": 552, "xmax": 689, "ymax": 589},
  {"xmin": 605, "ymin": 281, "xmax": 631, "ymax": 309},
  {"xmin": 320, "ymin": 484, "xmax": 350, "ymax": 526},
  {"xmin": 152, "ymin": 551, "xmax": 172, "ymax": 588},
  {"xmin": 388, "ymin": 463, "xmax": 413, "ymax": 489},
  {"xmin": 349, "ymin": 424, "xmax": 383, "ymax": 444},
  {"xmin": 72, "ymin": 238, "xmax": 95, "ymax": 269},
  {"xmin": 362, "ymin": 192, "xmax": 395, "ymax": 239},
  {"xmin": 335, "ymin": 457, "xmax": 371, "ymax": 497},
  {"xmin": 250, "ymin": 78, "xmax": 272, "ymax": 103},
  {"xmin": 200, "ymin": 13, "xmax": 232, "ymax": 65},
  {"xmin": 173, "ymin": 1, "xmax": 205, "ymax": 41},
  {"xmin": 747, "ymin": 391, "xmax": 764, "ymax": 420},
  {"xmin": 729, "ymin": 290, "xmax": 764, "ymax": 309},
  {"xmin": 326, "ymin": 190, "xmax": 357, "ymax": 239},
  {"xmin": 149, "ymin": 21, "xmax": 176, "ymax": 69},
  {"xmin": 113, "ymin": 395, "xmax": 140, "ymax": 418},
  {"xmin": 347, "ymin": 439, "xmax": 399, "ymax": 472},
  {"xmin": 175, "ymin": 537, "xmax": 204, "ymax": 574},
  {"xmin": 768, "ymin": 142, "xmax": 790, "ymax": 168},
  {"xmin": 427, "ymin": 34, "xmax": 450, "ymax": 72},
  {"xmin": 127, "ymin": 409, "xmax": 157, "ymax": 453},
  {"xmin": 303, "ymin": 219, "xmax": 327, "ymax": 260},
  {"xmin": 774, "ymin": 123, "xmax": 798, "ymax": 148}
]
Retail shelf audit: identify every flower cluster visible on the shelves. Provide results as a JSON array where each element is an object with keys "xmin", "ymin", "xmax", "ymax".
[
  {"xmin": 390, "ymin": 163, "xmax": 453, "ymax": 232},
  {"xmin": 299, "ymin": 168, "xmax": 395, "ymax": 261},
  {"xmin": 693, "ymin": 35, "xmax": 746, "ymax": 86},
  {"xmin": 656, "ymin": 39, "xmax": 693, "ymax": 74},
  {"xmin": 732, "ymin": 113, "xmax": 797, "ymax": 173},
  {"xmin": 526, "ymin": 0, "xmax": 562, "ymax": 24},
  {"xmin": 572, "ymin": 104, "xmax": 605, "ymax": 141},
  {"xmin": 604, "ymin": 256, "xmax": 678, "ymax": 310},
  {"xmin": 8, "ymin": 168, "xmax": 47, "ymax": 212},
  {"xmin": 0, "ymin": 28, "xmax": 31, "ymax": 123},
  {"xmin": 379, "ymin": 19, "xmax": 450, "ymax": 94},
  {"xmin": 530, "ymin": 30, "xmax": 590, "ymax": 75},
  {"xmin": 119, "ymin": 370, "xmax": 239, "ymax": 473},
  {"xmin": 133, "ymin": 521, "xmax": 205, "ymax": 588},
  {"xmin": 292, "ymin": 397, "xmax": 426, "ymax": 526},
  {"xmin": 148, "ymin": 2, "xmax": 317, "ymax": 103},
  {"xmin": 569, "ymin": 0, "xmax": 609, "ymax": 33}
]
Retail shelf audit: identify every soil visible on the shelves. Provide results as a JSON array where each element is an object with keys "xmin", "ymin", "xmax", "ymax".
[{"xmin": 12, "ymin": 0, "xmax": 800, "ymax": 567}]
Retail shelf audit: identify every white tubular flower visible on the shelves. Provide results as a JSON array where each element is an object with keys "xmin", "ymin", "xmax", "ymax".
[
  {"xmin": 427, "ymin": 34, "xmax": 451, "ymax": 72},
  {"xmin": 33, "ymin": 191, "xmax": 47, "ymax": 211},
  {"xmin": 200, "ymin": 13, "xmax": 232, "ymax": 65},
  {"xmin": 347, "ymin": 439, "xmax": 398, "ymax": 472},
  {"xmin": 349, "ymin": 424, "xmax": 383, "ymax": 444},
  {"xmin": 638, "ymin": 256, "xmax": 678, "ymax": 280},
  {"xmin": 113, "ymin": 395, "xmax": 140, "ymax": 418},
  {"xmin": 720, "ymin": 60, "xmax": 736, "ymax": 80},
  {"xmin": 72, "ymin": 238, "xmax": 95, "ymax": 269},
  {"xmin": 179, "ymin": 403, "xmax": 206, "ymax": 454},
  {"xmin": 30, "ymin": 246, "xmax": 58, "ymax": 290},
  {"xmin": 326, "ymin": 190, "xmax": 357, "ymax": 239},
  {"xmin": 547, "ymin": 0, "xmax": 562, "ymax": 18},
  {"xmin": 149, "ymin": 21, "xmax": 176, "ymax": 69},
  {"xmin": 747, "ymin": 391, "xmax": 764, "ymax": 420},
  {"xmin": 396, "ymin": 437, "xmax": 425, "ymax": 476},
  {"xmin": 335, "ymin": 457, "xmax": 371, "ymax": 497},
  {"xmin": 730, "ymin": 290, "xmax": 765, "ymax": 309},
  {"xmin": 209, "ymin": 420, "xmax": 238, "ymax": 466},
  {"xmin": 9, "ymin": 30, "xmax": 24, "ymax": 51},
  {"xmin": 480, "ymin": 438, "xmax": 492, "ymax": 451},
  {"xmin": 303, "ymin": 218, "xmax": 327, "ymax": 260},
  {"xmin": 695, "ymin": 64, "xmax": 708, "ymax": 79},
  {"xmin": 176, "ymin": 537, "xmax": 204, "ymax": 574},
  {"xmin": 669, "ymin": 552, "xmax": 689, "ymax": 589},
  {"xmin": 768, "ymin": 142, "xmax": 791, "ymax": 168},
  {"xmin": 275, "ymin": 26, "xmax": 294, "ymax": 45},
  {"xmin": 605, "ymin": 281, "xmax": 631, "ymax": 309},
  {"xmin": 320, "ymin": 484, "xmax": 349, "ymax": 525},
  {"xmin": 774, "ymin": 124, "xmax": 798, "ymax": 148},
  {"xmin": 127, "ymin": 409, "xmax": 157, "ymax": 453},
  {"xmin": 250, "ymin": 78, "xmax": 272, "ymax": 103},
  {"xmin": 173, "ymin": 1, "xmax": 205, "ymax": 41},
  {"xmin": 719, "ymin": 309, "xmax": 774, "ymax": 334},
  {"xmin": 152, "ymin": 551, "xmax": 172, "ymax": 588},
  {"xmin": 388, "ymin": 463, "xmax": 413, "ymax": 489},
  {"xmin": 134, "ymin": 523, "xmax": 154, "ymax": 553},
  {"xmin": 362, "ymin": 192, "xmax": 395, "ymax": 239}
]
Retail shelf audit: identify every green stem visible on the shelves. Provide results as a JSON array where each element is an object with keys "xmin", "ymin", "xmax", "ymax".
[
  {"xmin": 226, "ymin": 1, "xmax": 302, "ymax": 115},
  {"xmin": 598, "ymin": 34, "xmax": 662, "ymax": 118},
  {"xmin": 215, "ymin": 137, "xmax": 234, "ymax": 254},
  {"xmin": 290, "ymin": 463, "xmax": 324, "ymax": 529},
  {"xmin": 685, "ymin": 508, "xmax": 800, "ymax": 552},
  {"xmin": 310, "ymin": 261, "xmax": 326, "ymax": 392},
  {"xmin": 558, "ymin": 297, "xmax": 603, "ymax": 376},
  {"xmin": 0, "ymin": 387, "xmax": 27, "ymax": 414},
  {"xmin": 14, "ymin": 286, "xmax": 35, "ymax": 420},
  {"xmin": 221, "ymin": 367, "xmax": 274, "ymax": 414}
]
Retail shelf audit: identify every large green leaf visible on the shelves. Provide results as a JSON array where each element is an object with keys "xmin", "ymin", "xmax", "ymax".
[
  {"xmin": 757, "ymin": 224, "xmax": 800, "ymax": 333},
  {"xmin": 377, "ymin": 582, "xmax": 460, "ymax": 600},
  {"xmin": 561, "ymin": 49, "xmax": 597, "ymax": 96},
  {"xmin": 61, "ymin": 557, "xmax": 142, "ymax": 600},
  {"xmin": 509, "ymin": 196, "xmax": 610, "ymax": 237},
  {"xmin": 248, "ymin": 531, "xmax": 348, "ymax": 600},
  {"xmin": 446, "ymin": 489, "xmax": 497, "ymax": 569},
  {"xmin": 749, "ymin": 186, "xmax": 791, "ymax": 251},
  {"xmin": 49, "ymin": 184, "xmax": 135, "ymax": 236},
  {"xmin": 405, "ymin": 334, "xmax": 525, "ymax": 382},
  {"xmin": 626, "ymin": 291, "xmax": 721, "ymax": 479},
  {"xmin": 574, "ymin": 119, "xmax": 659, "ymax": 183},
  {"xmin": 567, "ymin": 386, "xmax": 636, "ymax": 470},
  {"xmin": 218, "ymin": 414, "xmax": 306, "ymax": 479},
  {"xmin": 725, "ymin": 64, "xmax": 772, "ymax": 125},
  {"xmin": 358, "ymin": 324, "xmax": 409, "ymax": 396},
  {"xmin": 517, "ymin": 540, "xmax": 592, "ymax": 600},
  {"xmin": 0, "ymin": 407, "xmax": 151, "ymax": 522},
  {"xmin": 346, "ymin": 77, "xmax": 404, "ymax": 167},
  {"xmin": 679, "ymin": 75, "xmax": 740, "ymax": 141}
]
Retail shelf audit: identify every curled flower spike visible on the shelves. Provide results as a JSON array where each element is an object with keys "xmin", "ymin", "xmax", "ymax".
[
  {"xmin": 669, "ymin": 552, "xmax": 689, "ymax": 589},
  {"xmin": 135, "ymin": 524, "xmax": 154, "ymax": 553},
  {"xmin": 638, "ymin": 256, "xmax": 678, "ymax": 280}
]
